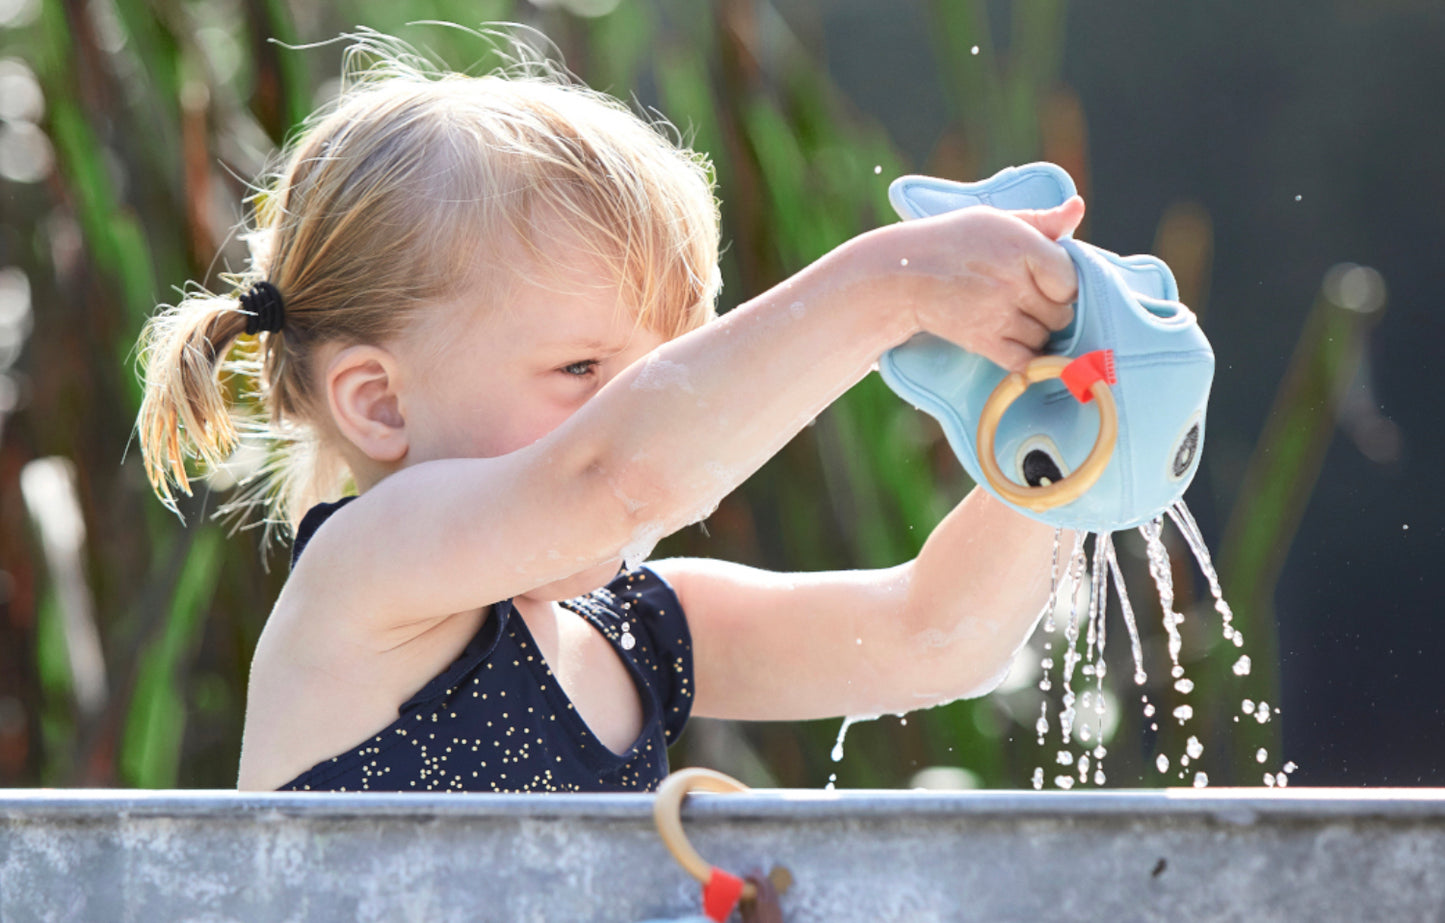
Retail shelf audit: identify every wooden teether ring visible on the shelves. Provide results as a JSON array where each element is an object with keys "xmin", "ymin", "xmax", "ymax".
[
  {"xmin": 654, "ymin": 768, "xmax": 757, "ymax": 901},
  {"xmin": 975, "ymin": 355, "xmax": 1118, "ymax": 512}
]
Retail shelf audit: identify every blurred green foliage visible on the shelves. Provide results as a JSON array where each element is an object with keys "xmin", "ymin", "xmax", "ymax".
[{"xmin": 0, "ymin": 0, "xmax": 1359, "ymax": 791}]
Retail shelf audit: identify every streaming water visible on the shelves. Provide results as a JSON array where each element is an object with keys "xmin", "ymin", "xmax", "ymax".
[
  {"xmin": 1043, "ymin": 528, "xmax": 1063, "ymax": 634},
  {"xmin": 1106, "ymin": 541, "xmax": 1148, "ymax": 686},
  {"xmin": 1167, "ymin": 503, "xmax": 1243, "ymax": 647},
  {"xmin": 831, "ymin": 716, "xmax": 862, "ymax": 763},
  {"xmin": 1139, "ymin": 518, "xmax": 1186, "ymax": 674},
  {"xmin": 1020, "ymin": 500, "xmax": 1291, "ymax": 791},
  {"xmin": 1056, "ymin": 532, "xmax": 1089, "ymax": 745},
  {"xmin": 828, "ymin": 499, "xmax": 1291, "ymax": 790}
]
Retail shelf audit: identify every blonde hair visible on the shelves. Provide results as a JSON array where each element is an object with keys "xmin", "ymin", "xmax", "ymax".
[{"xmin": 135, "ymin": 29, "xmax": 721, "ymax": 533}]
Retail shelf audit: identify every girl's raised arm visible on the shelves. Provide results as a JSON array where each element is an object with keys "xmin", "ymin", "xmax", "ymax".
[
  {"xmin": 298, "ymin": 200, "xmax": 1082, "ymax": 638},
  {"xmin": 652, "ymin": 490, "xmax": 1067, "ymax": 722}
]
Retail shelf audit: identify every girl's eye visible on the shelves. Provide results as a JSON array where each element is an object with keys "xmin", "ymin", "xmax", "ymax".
[{"xmin": 561, "ymin": 360, "xmax": 597, "ymax": 377}]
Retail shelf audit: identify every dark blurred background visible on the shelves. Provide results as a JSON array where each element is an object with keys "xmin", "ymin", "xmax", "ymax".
[{"xmin": 0, "ymin": 0, "xmax": 1440, "ymax": 790}]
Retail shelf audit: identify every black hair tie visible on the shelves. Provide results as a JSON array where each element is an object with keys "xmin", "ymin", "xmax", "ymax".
[{"xmin": 241, "ymin": 280, "xmax": 285, "ymax": 335}]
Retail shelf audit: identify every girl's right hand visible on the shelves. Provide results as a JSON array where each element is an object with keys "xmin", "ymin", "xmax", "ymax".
[{"xmin": 884, "ymin": 196, "xmax": 1085, "ymax": 372}]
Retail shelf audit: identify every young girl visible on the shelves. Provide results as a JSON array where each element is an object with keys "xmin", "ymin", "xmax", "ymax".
[{"xmin": 136, "ymin": 38, "xmax": 1083, "ymax": 793}]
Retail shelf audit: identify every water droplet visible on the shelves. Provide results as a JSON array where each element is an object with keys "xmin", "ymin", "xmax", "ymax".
[
  {"xmin": 1241, "ymin": 699, "xmax": 1256, "ymax": 714},
  {"xmin": 1264, "ymin": 772, "xmax": 1276, "ymax": 787},
  {"xmin": 832, "ymin": 716, "xmax": 859, "ymax": 762},
  {"xmin": 1156, "ymin": 754, "xmax": 1170, "ymax": 773},
  {"xmin": 1172, "ymin": 665, "xmax": 1185, "ymax": 679},
  {"xmin": 1173, "ymin": 704, "xmax": 1194, "ymax": 723},
  {"xmin": 970, "ymin": 45, "xmax": 980, "ymax": 54},
  {"xmin": 1276, "ymin": 772, "xmax": 1289, "ymax": 788},
  {"xmin": 873, "ymin": 164, "xmax": 882, "ymax": 175},
  {"xmin": 1032, "ymin": 767, "xmax": 1044, "ymax": 789},
  {"xmin": 1186, "ymin": 736, "xmax": 1204, "ymax": 759},
  {"xmin": 1095, "ymin": 769, "xmax": 1106, "ymax": 785},
  {"xmin": 826, "ymin": 772, "xmax": 836, "ymax": 791},
  {"xmin": 1054, "ymin": 775, "xmax": 1074, "ymax": 790},
  {"xmin": 1283, "ymin": 761, "xmax": 1298, "ymax": 774},
  {"xmin": 900, "ymin": 258, "xmax": 909, "ymax": 266},
  {"xmin": 1233, "ymin": 655, "xmax": 1252, "ymax": 676},
  {"xmin": 1294, "ymin": 194, "xmax": 1302, "ymax": 202},
  {"xmin": 1057, "ymin": 750, "xmax": 1074, "ymax": 765},
  {"xmin": 1255, "ymin": 702, "xmax": 1272, "ymax": 724},
  {"xmin": 1143, "ymin": 703, "xmax": 1156, "ymax": 718},
  {"xmin": 1174, "ymin": 678, "xmax": 1194, "ymax": 694},
  {"xmin": 1256, "ymin": 748, "xmax": 1268, "ymax": 763},
  {"xmin": 1193, "ymin": 771, "xmax": 1209, "ymax": 788},
  {"xmin": 620, "ymin": 632, "xmax": 636, "ymax": 650}
]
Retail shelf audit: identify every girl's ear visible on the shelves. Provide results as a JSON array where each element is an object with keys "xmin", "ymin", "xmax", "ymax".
[{"xmin": 326, "ymin": 345, "xmax": 409, "ymax": 463}]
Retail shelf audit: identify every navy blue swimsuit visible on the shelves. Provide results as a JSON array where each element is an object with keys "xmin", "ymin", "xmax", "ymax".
[{"xmin": 278, "ymin": 498, "xmax": 694, "ymax": 793}]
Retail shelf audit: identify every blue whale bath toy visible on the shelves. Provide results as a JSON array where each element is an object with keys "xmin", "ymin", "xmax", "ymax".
[{"xmin": 877, "ymin": 163, "xmax": 1215, "ymax": 532}]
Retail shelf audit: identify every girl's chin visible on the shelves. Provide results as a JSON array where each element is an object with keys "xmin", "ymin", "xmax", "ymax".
[{"xmin": 525, "ymin": 559, "xmax": 625, "ymax": 602}]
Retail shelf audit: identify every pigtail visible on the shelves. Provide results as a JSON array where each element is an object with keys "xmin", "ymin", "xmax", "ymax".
[
  {"xmin": 133, "ymin": 27, "xmax": 724, "ymax": 539},
  {"xmin": 134, "ymin": 287, "xmax": 264, "ymax": 514}
]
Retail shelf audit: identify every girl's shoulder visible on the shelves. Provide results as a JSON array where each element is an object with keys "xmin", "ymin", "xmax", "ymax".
[{"xmin": 289, "ymin": 495, "xmax": 358, "ymax": 568}]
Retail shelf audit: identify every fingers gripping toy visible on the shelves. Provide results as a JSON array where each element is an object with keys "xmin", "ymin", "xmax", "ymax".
[{"xmin": 877, "ymin": 163, "xmax": 1215, "ymax": 533}]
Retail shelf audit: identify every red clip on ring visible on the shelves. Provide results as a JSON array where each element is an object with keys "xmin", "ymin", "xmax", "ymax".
[
  {"xmin": 1060, "ymin": 349, "xmax": 1117, "ymax": 403},
  {"xmin": 703, "ymin": 867, "xmax": 746, "ymax": 921}
]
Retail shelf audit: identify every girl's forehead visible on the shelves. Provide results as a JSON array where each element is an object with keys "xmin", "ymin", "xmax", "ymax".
[
  {"xmin": 515, "ymin": 276, "xmax": 653, "ymax": 356},
  {"xmin": 421, "ymin": 258, "xmax": 645, "ymax": 353},
  {"xmin": 409, "ymin": 208, "xmax": 657, "ymax": 353}
]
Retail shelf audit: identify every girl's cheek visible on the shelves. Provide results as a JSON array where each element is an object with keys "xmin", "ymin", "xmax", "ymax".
[{"xmin": 520, "ymin": 403, "xmax": 580, "ymax": 450}]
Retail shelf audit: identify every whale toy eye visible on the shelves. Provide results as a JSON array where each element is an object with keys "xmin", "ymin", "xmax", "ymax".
[
  {"xmin": 1017, "ymin": 435, "xmax": 1069, "ymax": 487},
  {"xmin": 1171, "ymin": 417, "xmax": 1202, "ymax": 480}
]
